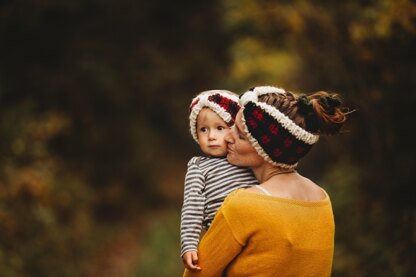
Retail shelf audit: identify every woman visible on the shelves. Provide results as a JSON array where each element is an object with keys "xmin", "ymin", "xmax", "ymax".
[{"xmin": 183, "ymin": 86, "xmax": 348, "ymax": 277}]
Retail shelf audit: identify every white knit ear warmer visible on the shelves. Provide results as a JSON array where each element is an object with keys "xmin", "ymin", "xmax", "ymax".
[{"xmin": 189, "ymin": 90, "xmax": 240, "ymax": 143}]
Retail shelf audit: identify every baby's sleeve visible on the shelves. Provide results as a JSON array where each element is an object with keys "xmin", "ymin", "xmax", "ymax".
[{"xmin": 180, "ymin": 157, "xmax": 206, "ymax": 257}]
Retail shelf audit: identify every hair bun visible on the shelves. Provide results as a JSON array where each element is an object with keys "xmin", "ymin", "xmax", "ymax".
[
  {"xmin": 319, "ymin": 95, "xmax": 341, "ymax": 109},
  {"xmin": 297, "ymin": 95, "xmax": 314, "ymax": 117}
]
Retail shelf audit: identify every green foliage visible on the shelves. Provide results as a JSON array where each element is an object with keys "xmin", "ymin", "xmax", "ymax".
[
  {"xmin": 0, "ymin": 105, "xmax": 95, "ymax": 276},
  {"xmin": 132, "ymin": 211, "xmax": 182, "ymax": 277},
  {"xmin": 0, "ymin": 0, "xmax": 226, "ymax": 275}
]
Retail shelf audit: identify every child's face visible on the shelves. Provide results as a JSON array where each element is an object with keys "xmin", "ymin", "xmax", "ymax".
[{"xmin": 196, "ymin": 108, "xmax": 231, "ymax": 157}]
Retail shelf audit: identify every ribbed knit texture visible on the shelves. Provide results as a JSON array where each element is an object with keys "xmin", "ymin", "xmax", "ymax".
[
  {"xmin": 180, "ymin": 157, "xmax": 258, "ymax": 256},
  {"xmin": 183, "ymin": 188, "xmax": 335, "ymax": 277}
]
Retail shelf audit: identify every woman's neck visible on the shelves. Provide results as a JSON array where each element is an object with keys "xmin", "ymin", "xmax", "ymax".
[{"xmin": 252, "ymin": 163, "xmax": 296, "ymax": 183}]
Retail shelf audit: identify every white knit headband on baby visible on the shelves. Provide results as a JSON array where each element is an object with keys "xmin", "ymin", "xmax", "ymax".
[{"xmin": 189, "ymin": 90, "xmax": 240, "ymax": 143}]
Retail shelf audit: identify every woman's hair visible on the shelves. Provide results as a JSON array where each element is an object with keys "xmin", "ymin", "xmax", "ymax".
[{"xmin": 258, "ymin": 90, "xmax": 347, "ymax": 135}]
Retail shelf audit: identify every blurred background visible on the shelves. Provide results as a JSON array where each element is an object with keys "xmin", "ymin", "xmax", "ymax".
[{"xmin": 0, "ymin": 0, "xmax": 415, "ymax": 276}]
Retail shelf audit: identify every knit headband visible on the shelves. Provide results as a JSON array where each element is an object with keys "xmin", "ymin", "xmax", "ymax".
[
  {"xmin": 240, "ymin": 86, "xmax": 320, "ymax": 168},
  {"xmin": 189, "ymin": 90, "xmax": 240, "ymax": 143}
]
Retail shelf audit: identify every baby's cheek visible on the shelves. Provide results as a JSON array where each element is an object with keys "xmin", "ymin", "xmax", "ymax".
[{"xmin": 222, "ymin": 130, "xmax": 231, "ymax": 141}]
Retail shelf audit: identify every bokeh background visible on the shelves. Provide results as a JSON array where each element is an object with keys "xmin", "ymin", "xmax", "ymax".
[{"xmin": 0, "ymin": 0, "xmax": 415, "ymax": 276}]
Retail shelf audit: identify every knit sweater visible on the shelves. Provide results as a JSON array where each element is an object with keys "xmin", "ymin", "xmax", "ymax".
[
  {"xmin": 180, "ymin": 156, "xmax": 258, "ymax": 256},
  {"xmin": 183, "ymin": 188, "xmax": 335, "ymax": 277}
]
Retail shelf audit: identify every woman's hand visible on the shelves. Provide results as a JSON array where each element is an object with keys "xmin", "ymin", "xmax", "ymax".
[{"xmin": 182, "ymin": 251, "xmax": 201, "ymax": 271}]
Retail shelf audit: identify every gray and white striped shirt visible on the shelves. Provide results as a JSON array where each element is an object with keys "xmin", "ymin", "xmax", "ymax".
[{"xmin": 180, "ymin": 156, "xmax": 258, "ymax": 256}]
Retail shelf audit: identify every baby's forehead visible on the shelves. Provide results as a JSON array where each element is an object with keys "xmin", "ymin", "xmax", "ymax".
[{"xmin": 197, "ymin": 107, "xmax": 228, "ymax": 124}]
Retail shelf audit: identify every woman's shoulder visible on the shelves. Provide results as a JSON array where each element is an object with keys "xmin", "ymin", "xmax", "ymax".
[
  {"xmin": 225, "ymin": 182, "xmax": 331, "ymax": 207},
  {"xmin": 292, "ymin": 175, "xmax": 328, "ymax": 202},
  {"xmin": 219, "ymin": 189, "xmax": 265, "ymax": 224},
  {"xmin": 222, "ymin": 189, "xmax": 255, "ymax": 210}
]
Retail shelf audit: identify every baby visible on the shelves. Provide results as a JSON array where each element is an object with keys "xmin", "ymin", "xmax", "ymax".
[{"xmin": 180, "ymin": 90, "xmax": 258, "ymax": 270}]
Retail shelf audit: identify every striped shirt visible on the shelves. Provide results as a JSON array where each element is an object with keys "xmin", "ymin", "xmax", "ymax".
[{"xmin": 180, "ymin": 156, "xmax": 258, "ymax": 256}]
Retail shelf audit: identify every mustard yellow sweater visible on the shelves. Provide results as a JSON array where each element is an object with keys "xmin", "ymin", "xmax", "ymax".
[{"xmin": 183, "ymin": 188, "xmax": 334, "ymax": 277}]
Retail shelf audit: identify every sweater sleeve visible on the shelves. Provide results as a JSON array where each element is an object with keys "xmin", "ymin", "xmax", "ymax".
[
  {"xmin": 183, "ymin": 207, "xmax": 243, "ymax": 277},
  {"xmin": 180, "ymin": 157, "xmax": 206, "ymax": 257}
]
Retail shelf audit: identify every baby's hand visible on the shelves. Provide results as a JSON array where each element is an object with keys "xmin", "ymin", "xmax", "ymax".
[{"xmin": 182, "ymin": 251, "xmax": 201, "ymax": 271}]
